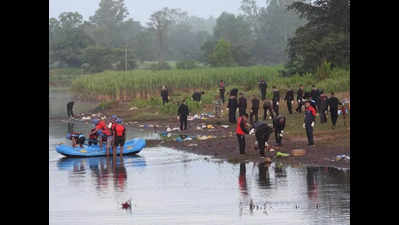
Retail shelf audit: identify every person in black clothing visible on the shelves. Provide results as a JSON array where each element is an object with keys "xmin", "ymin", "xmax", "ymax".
[
  {"xmin": 67, "ymin": 101, "xmax": 74, "ymax": 119},
  {"xmin": 253, "ymin": 121, "xmax": 273, "ymax": 157},
  {"xmin": 262, "ymin": 99, "xmax": 274, "ymax": 120},
  {"xmin": 304, "ymin": 90, "xmax": 312, "ymax": 100},
  {"xmin": 311, "ymin": 85, "xmax": 321, "ymax": 108},
  {"xmin": 273, "ymin": 115, "xmax": 286, "ymax": 146},
  {"xmin": 327, "ymin": 92, "xmax": 342, "ymax": 129},
  {"xmin": 227, "ymin": 95, "xmax": 238, "ymax": 123},
  {"xmin": 258, "ymin": 80, "xmax": 267, "ymax": 100},
  {"xmin": 319, "ymin": 93, "xmax": 329, "ymax": 123},
  {"xmin": 236, "ymin": 113, "xmax": 249, "ymax": 154},
  {"xmin": 177, "ymin": 99, "xmax": 189, "ymax": 131},
  {"xmin": 161, "ymin": 86, "xmax": 169, "ymax": 105},
  {"xmin": 238, "ymin": 93, "xmax": 247, "ymax": 116},
  {"xmin": 230, "ymin": 88, "xmax": 238, "ymax": 97},
  {"xmin": 250, "ymin": 95, "xmax": 260, "ymax": 125},
  {"xmin": 272, "ymin": 86, "xmax": 280, "ymax": 115},
  {"xmin": 296, "ymin": 85, "xmax": 304, "ymax": 113},
  {"xmin": 284, "ymin": 88, "xmax": 295, "ymax": 114},
  {"xmin": 219, "ymin": 80, "xmax": 225, "ymax": 104},
  {"xmin": 192, "ymin": 90, "xmax": 204, "ymax": 102}
]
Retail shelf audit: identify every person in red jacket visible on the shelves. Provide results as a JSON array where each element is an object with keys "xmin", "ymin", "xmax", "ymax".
[
  {"xmin": 236, "ymin": 113, "xmax": 250, "ymax": 154},
  {"xmin": 303, "ymin": 100, "xmax": 317, "ymax": 146},
  {"xmin": 113, "ymin": 119, "xmax": 126, "ymax": 157}
]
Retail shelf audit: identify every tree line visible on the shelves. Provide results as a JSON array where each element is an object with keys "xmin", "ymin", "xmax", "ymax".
[{"xmin": 49, "ymin": 0, "xmax": 349, "ymax": 75}]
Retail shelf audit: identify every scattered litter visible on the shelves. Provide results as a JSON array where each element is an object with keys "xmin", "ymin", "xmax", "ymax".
[
  {"xmin": 184, "ymin": 137, "xmax": 193, "ymax": 141},
  {"xmin": 269, "ymin": 148, "xmax": 275, "ymax": 152},
  {"xmin": 275, "ymin": 152, "xmax": 290, "ymax": 157},
  {"xmin": 176, "ymin": 137, "xmax": 183, "ymax": 142},
  {"xmin": 167, "ymin": 133, "xmax": 172, "ymax": 138},
  {"xmin": 196, "ymin": 126, "xmax": 202, "ymax": 130},
  {"xmin": 129, "ymin": 106, "xmax": 138, "ymax": 111},
  {"xmin": 335, "ymin": 154, "xmax": 350, "ymax": 161},
  {"xmin": 172, "ymin": 127, "xmax": 180, "ymax": 131},
  {"xmin": 207, "ymin": 125, "xmax": 215, "ymax": 129},
  {"xmin": 81, "ymin": 116, "xmax": 91, "ymax": 120},
  {"xmin": 221, "ymin": 125, "xmax": 230, "ymax": 128},
  {"xmin": 166, "ymin": 127, "xmax": 172, "ymax": 132},
  {"xmin": 160, "ymin": 131, "xmax": 168, "ymax": 137},
  {"xmin": 188, "ymin": 143, "xmax": 198, "ymax": 147},
  {"xmin": 139, "ymin": 125, "xmax": 144, "ymax": 128}
]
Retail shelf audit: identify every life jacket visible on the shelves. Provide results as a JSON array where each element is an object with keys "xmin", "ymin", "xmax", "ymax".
[
  {"xmin": 96, "ymin": 120, "xmax": 106, "ymax": 130},
  {"xmin": 115, "ymin": 124, "xmax": 125, "ymax": 137},
  {"xmin": 236, "ymin": 116, "xmax": 246, "ymax": 135}
]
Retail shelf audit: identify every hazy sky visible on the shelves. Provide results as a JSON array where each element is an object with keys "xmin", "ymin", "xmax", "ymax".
[{"xmin": 49, "ymin": 0, "xmax": 267, "ymax": 25}]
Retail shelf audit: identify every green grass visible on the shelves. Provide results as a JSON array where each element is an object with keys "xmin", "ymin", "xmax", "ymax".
[{"xmin": 71, "ymin": 65, "xmax": 349, "ymax": 100}]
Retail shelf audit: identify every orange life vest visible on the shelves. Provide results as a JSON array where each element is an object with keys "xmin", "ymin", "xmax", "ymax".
[
  {"xmin": 236, "ymin": 116, "xmax": 246, "ymax": 135},
  {"xmin": 115, "ymin": 124, "xmax": 125, "ymax": 137}
]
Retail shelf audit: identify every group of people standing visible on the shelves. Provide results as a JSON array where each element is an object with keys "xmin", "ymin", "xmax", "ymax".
[
  {"xmin": 163, "ymin": 79, "xmax": 346, "ymax": 158},
  {"xmin": 66, "ymin": 115, "xmax": 127, "ymax": 157},
  {"xmin": 232, "ymin": 80, "xmax": 346, "ymax": 157}
]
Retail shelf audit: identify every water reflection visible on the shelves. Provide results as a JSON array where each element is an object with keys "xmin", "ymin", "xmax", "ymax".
[
  {"xmin": 67, "ymin": 121, "xmax": 74, "ymax": 134},
  {"xmin": 306, "ymin": 167, "xmax": 319, "ymax": 202},
  {"xmin": 257, "ymin": 162, "xmax": 271, "ymax": 189},
  {"xmin": 274, "ymin": 162, "xmax": 287, "ymax": 178},
  {"xmin": 238, "ymin": 163, "xmax": 250, "ymax": 216},
  {"xmin": 57, "ymin": 155, "xmax": 146, "ymax": 193},
  {"xmin": 112, "ymin": 156, "xmax": 127, "ymax": 192}
]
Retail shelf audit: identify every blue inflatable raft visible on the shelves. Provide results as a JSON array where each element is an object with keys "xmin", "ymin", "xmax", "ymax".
[{"xmin": 55, "ymin": 138, "xmax": 146, "ymax": 157}]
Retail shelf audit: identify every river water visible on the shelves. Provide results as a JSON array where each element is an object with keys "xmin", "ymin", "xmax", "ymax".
[{"xmin": 49, "ymin": 90, "xmax": 350, "ymax": 225}]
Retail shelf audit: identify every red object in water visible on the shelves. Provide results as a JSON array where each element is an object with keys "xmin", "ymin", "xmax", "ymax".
[{"xmin": 121, "ymin": 201, "xmax": 131, "ymax": 209}]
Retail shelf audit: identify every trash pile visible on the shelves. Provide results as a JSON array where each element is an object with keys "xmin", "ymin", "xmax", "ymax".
[
  {"xmin": 73, "ymin": 113, "xmax": 107, "ymax": 121},
  {"xmin": 187, "ymin": 113, "xmax": 216, "ymax": 121}
]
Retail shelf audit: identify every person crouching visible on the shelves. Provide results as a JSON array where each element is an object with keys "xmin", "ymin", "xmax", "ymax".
[
  {"xmin": 273, "ymin": 115, "xmax": 286, "ymax": 146},
  {"xmin": 67, "ymin": 132, "xmax": 85, "ymax": 148},
  {"xmin": 236, "ymin": 113, "xmax": 250, "ymax": 154},
  {"xmin": 253, "ymin": 121, "xmax": 273, "ymax": 157}
]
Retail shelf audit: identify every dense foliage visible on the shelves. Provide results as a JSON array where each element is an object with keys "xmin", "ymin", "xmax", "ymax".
[{"xmin": 286, "ymin": 0, "xmax": 350, "ymax": 74}]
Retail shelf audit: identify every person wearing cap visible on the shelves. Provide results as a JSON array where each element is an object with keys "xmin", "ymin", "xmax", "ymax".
[
  {"xmin": 113, "ymin": 118, "xmax": 126, "ymax": 157},
  {"xmin": 272, "ymin": 86, "xmax": 280, "ymax": 115},
  {"xmin": 296, "ymin": 85, "xmax": 304, "ymax": 113},
  {"xmin": 250, "ymin": 95, "xmax": 260, "ymax": 125},
  {"xmin": 236, "ymin": 113, "xmax": 250, "ymax": 154},
  {"xmin": 284, "ymin": 88, "xmax": 295, "ymax": 114},
  {"xmin": 253, "ymin": 121, "xmax": 273, "ymax": 157},
  {"xmin": 238, "ymin": 93, "xmax": 247, "ymax": 116},
  {"xmin": 273, "ymin": 115, "xmax": 286, "ymax": 146},
  {"xmin": 303, "ymin": 100, "xmax": 317, "ymax": 145},
  {"xmin": 327, "ymin": 92, "xmax": 342, "ymax": 129},
  {"xmin": 258, "ymin": 79, "xmax": 267, "ymax": 100},
  {"xmin": 177, "ymin": 99, "xmax": 189, "ymax": 130}
]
